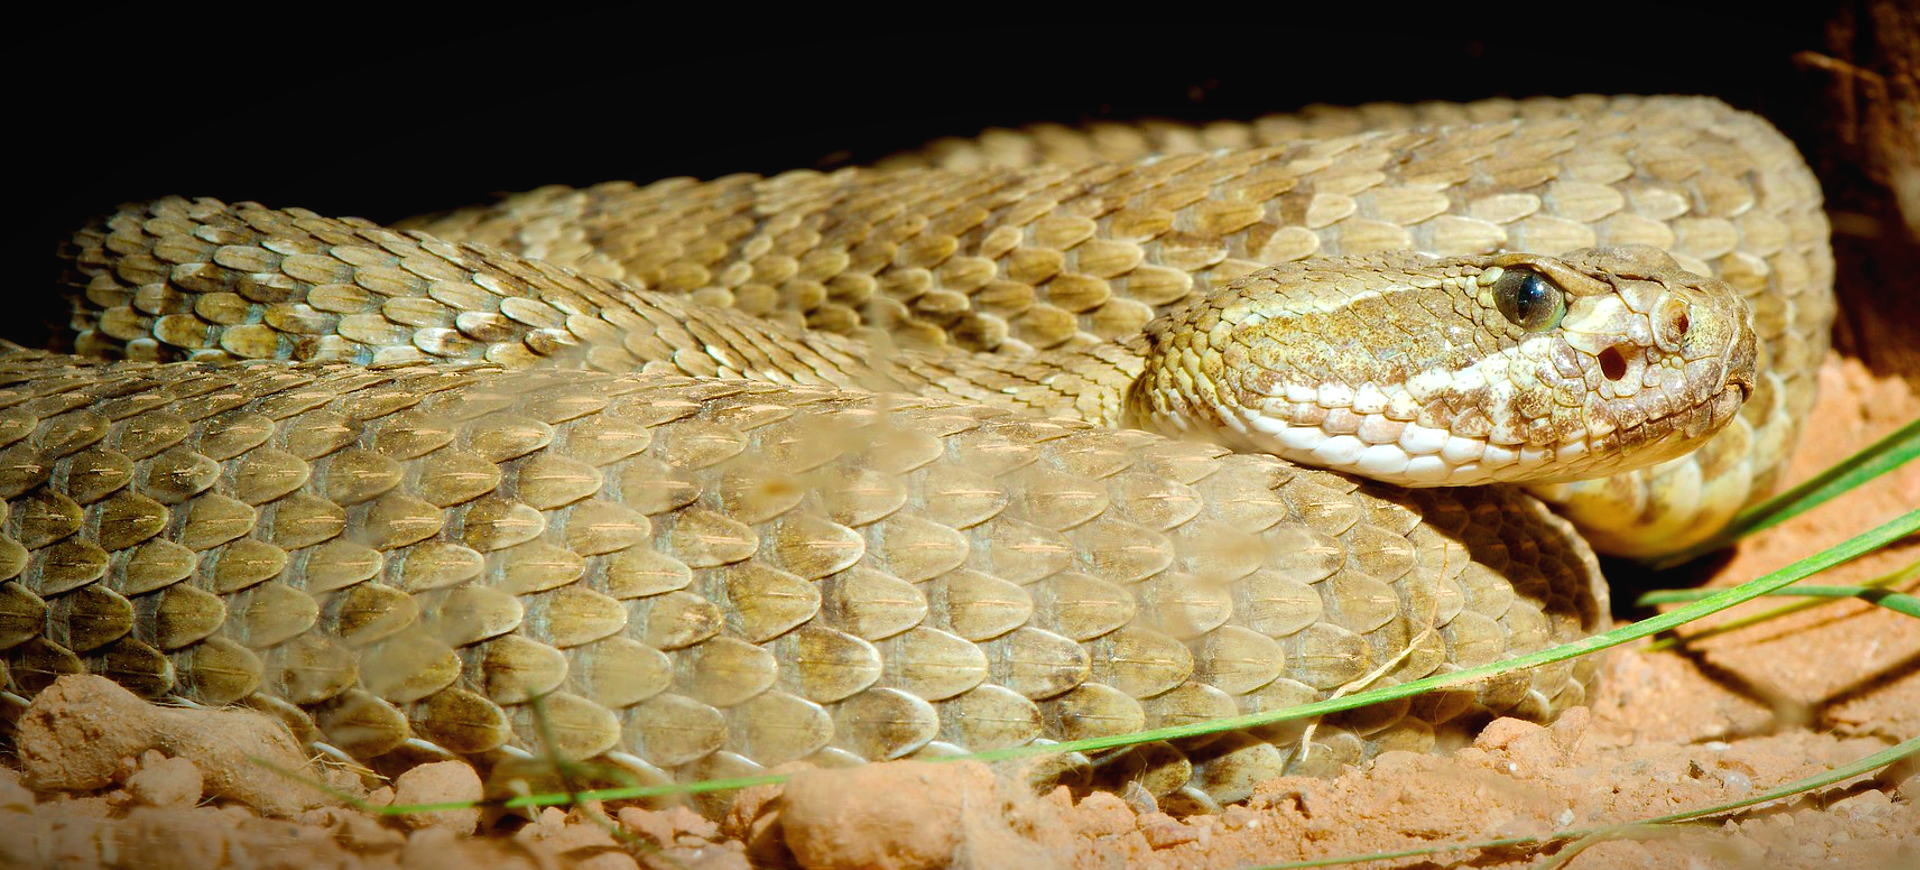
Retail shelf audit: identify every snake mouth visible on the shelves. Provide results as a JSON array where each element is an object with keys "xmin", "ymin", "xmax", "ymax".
[
  {"xmin": 1728, "ymin": 372, "xmax": 1754, "ymax": 403},
  {"xmin": 1696, "ymin": 375, "xmax": 1752, "ymax": 436}
]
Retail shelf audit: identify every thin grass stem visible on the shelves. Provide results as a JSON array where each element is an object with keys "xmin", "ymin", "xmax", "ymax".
[{"xmin": 1649, "ymin": 418, "xmax": 1920, "ymax": 570}]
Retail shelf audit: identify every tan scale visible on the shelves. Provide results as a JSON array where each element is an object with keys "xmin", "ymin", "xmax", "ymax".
[
  {"xmin": 169, "ymin": 95, "xmax": 1826, "ymax": 556},
  {"xmin": 0, "ymin": 349, "xmax": 1610, "ymax": 808},
  {"xmin": 3, "ymin": 95, "xmax": 1833, "ymax": 811}
]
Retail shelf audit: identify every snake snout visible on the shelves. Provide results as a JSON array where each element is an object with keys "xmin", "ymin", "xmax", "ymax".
[
  {"xmin": 1709, "ymin": 287, "xmax": 1761, "ymax": 406},
  {"xmin": 1730, "ymin": 372, "xmax": 1754, "ymax": 403},
  {"xmin": 1596, "ymin": 346, "xmax": 1630, "ymax": 381}
]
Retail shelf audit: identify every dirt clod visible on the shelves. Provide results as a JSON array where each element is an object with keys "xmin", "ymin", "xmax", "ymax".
[
  {"xmin": 124, "ymin": 755, "xmax": 203, "ymax": 810},
  {"xmin": 15, "ymin": 675, "xmax": 338, "ymax": 817},
  {"xmin": 778, "ymin": 761, "xmax": 991, "ymax": 869},
  {"xmin": 390, "ymin": 761, "xmax": 483, "ymax": 834},
  {"xmin": 1138, "ymin": 812, "xmax": 1201, "ymax": 849},
  {"xmin": 0, "ymin": 359, "xmax": 1914, "ymax": 868},
  {"xmin": 777, "ymin": 760, "xmax": 1061, "ymax": 870}
]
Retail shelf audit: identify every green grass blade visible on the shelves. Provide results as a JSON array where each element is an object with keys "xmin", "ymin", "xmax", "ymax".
[
  {"xmin": 1643, "ymin": 559, "xmax": 1920, "ymax": 651},
  {"xmin": 1642, "ymin": 731, "xmax": 1920, "ymax": 823},
  {"xmin": 1637, "ymin": 581, "xmax": 1920, "ymax": 618},
  {"xmin": 954, "ymin": 508, "xmax": 1919, "ymax": 762},
  {"xmin": 486, "ymin": 509, "xmax": 1920, "ymax": 807},
  {"xmin": 1649, "ymin": 417, "xmax": 1920, "ymax": 570},
  {"xmin": 1224, "ymin": 730, "xmax": 1920, "ymax": 870}
]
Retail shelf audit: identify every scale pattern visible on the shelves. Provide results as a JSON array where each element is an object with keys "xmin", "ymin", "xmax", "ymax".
[
  {"xmin": 1, "ymin": 94, "xmax": 1832, "ymax": 810},
  {"xmin": 0, "ymin": 351, "xmax": 1602, "ymax": 806},
  {"xmin": 61, "ymin": 198, "xmax": 1144, "ymax": 427},
  {"xmin": 398, "ymin": 95, "xmax": 1833, "ymax": 556}
]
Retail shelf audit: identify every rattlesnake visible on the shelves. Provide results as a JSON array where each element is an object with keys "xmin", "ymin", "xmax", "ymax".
[{"xmin": 0, "ymin": 94, "xmax": 1832, "ymax": 810}]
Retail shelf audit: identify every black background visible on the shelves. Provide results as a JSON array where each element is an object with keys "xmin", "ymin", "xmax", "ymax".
[{"xmin": 18, "ymin": 3, "xmax": 1844, "ymax": 342}]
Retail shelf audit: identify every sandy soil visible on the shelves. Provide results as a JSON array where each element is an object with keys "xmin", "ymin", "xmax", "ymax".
[{"xmin": 2, "ymin": 354, "xmax": 1915, "ymax": 870}]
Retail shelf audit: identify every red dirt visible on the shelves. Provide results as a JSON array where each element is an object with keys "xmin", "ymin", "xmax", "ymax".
[{"xmin": 3, "ymin": 355, "xmax": 1916, "ymax": 870}]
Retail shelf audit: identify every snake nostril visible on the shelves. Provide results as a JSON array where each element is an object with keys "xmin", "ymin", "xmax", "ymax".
[
  {"xmin": 1598, "ymin": 346, "xmax": 1628, "ymax": 381},
  {"xmin": 1658, "ymin": 299, "xmax": 1693, "ymax": 351}
]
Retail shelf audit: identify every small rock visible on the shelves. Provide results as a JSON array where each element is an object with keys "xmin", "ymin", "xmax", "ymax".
[
  {"xmin": 779, "ymin": 760, "xmax": 996, "ymax": 870},
  {"xmin": 1829, "ymin": 789, "xmax": 1894, "ymax": 820},
  {"xmin": 132, "ymin": 750, "xmax": 167, "ymax": 779},
  {"xmin": 15, "ymin": 676, "xmax": 160, "ymax": 790},
  {"xmin": 617, "ymin": 806, "xmax": 678, "ymax": 847},
  {"xmin": 661, "ymin": 805, "xmax": 719, "ymax": 843},
  {"xmin": 1473, "ymin": 717, "xmax": 1562, "ymax": 772},
  {"xmin": 530, "ymin": 806, "xmax": 569, "ymax": 832},
  {"xmin": 1119, "ymin": 781, "xmax": 1162, "ymax": 816},
  {"xmin": 1893, "ymin": 756, "xmax": 1920, "ymax": 803},
  {"xmin": 739, "ymin": 798, "xmax": 794, "ymax": 869},
  {"xmin": 322, "ymin": 765, "xmax": 376, "ymax": 803},
  {"xmin": 125, "ymin": 756, "xmax": 203, "ymax": 809},
  {"xmin": 1138, "ymin": 813, "xmax": 1199, "ymax": 849},
  {"xmin": 1546, "ymin": 707, "xmax": 1591, "ymax": 757},
  {"xmin": 515, "ymin": 806, "xmax": 622, "ymax": 853},
  {"xmin": 1071, "ymin": 791, "xmax": 1136, "ymax": 838},
  {"xmin": 390, "ymin": 761, "xmax": 483, "ymax": 834},
  {"xmin": 16, "ymin": 676, "xmax": 335, "ymax": 816},
  {"xmin": 722, "ymin": 760, "xmax": 811, "ymax": 842}
]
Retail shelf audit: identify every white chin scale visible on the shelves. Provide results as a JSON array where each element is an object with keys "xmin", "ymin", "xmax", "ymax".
[{"xmin": 1224, "ymin": 407, "xmax": 1572, "ymax": 487}]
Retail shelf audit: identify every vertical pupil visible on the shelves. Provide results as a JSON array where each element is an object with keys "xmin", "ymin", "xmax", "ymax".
[
  {"xmin": 1494, "ymin": 269, "xmax": 1559, "ymax": 330},
  {"xmin": 1516, "ymin": 276, "xmax": 1543, "ymax": 321}
]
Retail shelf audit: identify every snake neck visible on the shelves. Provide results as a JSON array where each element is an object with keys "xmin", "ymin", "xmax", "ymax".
[
  {"xmin": 60, "ymin": 201, "xmax": 1756, "ymax": 505},
  {"xmin": 865, "ymin": 336, "xmax": 1147, "ymax": 427}
]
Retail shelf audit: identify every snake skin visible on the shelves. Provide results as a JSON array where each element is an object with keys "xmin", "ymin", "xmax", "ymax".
[
  {"xmin": 0, "ymin": 95, "xmax": 1829, "ymax": 809},
  {"xmin": 0, "ymin": 350, "xmax": 1603, "ymax": 807},
  {"xmin": 399, "ymin": 95, "xmax": 1833, "ymax": 557}
]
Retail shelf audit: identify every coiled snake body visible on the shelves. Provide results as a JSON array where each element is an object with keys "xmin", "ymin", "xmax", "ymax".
[{"xmin": 0, "ymin": 95, "xmax": 1832, "ymax": 809}]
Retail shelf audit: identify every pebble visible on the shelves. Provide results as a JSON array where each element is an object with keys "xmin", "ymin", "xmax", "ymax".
[
  {"xmin": 124, "ymin": 756, "xmax": 203, "ymax": 809},
  {"xmin": 390, "ymin": 761, "xmax": 483, "ymax": 834},
  {"xmin": 779, "ymin": 761, "xmax": 997, "ymax": 870}
]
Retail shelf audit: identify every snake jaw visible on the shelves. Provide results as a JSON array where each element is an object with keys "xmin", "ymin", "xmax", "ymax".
[
  {"xmin": 1131, "ymin": 247, "xmax": 1759, "ymax": 489},
  {"xmin": 1728, "ymin": 371, "xmax": 1755, "ymax": 403}
]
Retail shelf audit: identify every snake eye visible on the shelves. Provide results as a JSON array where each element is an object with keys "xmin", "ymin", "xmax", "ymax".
[{"xmin": 1491, "ymin": 268, "xmax": 1566, "ymax": 332}]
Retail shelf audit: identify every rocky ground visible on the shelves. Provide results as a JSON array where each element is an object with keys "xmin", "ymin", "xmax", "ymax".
[{"xmin": 2, "ymin": 355, "xmax": 1914, "ymax": 870}]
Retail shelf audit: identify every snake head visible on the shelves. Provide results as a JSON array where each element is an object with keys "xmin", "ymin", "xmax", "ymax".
[{"xmin": 1125, "ymin": 246, "xmax": 1758, "ymax": 487}]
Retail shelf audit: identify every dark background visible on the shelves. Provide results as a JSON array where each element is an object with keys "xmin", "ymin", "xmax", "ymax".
[{"xmin": 18, "ymin": 3, "xmax": 1913, "ymax": 369}]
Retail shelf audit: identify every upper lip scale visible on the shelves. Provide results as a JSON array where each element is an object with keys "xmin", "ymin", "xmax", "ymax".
[{"xmin": 1729, "ymin": 372, "xmax": 1755, "ymax": 403}]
